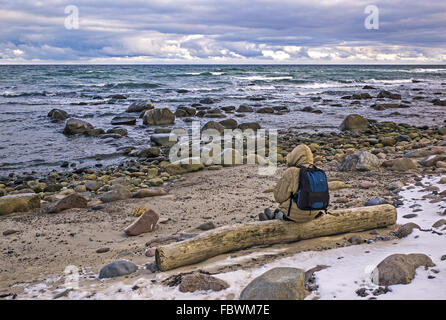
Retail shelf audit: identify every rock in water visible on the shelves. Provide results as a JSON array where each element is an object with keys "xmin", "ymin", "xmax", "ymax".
[
  {"xmin": 150, "ymin": 133, "xmax": 176, "ymax": 147},
  {"xmin": 63, "ymin": 118, "xmax": 94, "ymax": 135},
  {"xmin": 340, "ymin": 114, "xmax": 369, "ymax": 131},
  {"xmin": 98, "ymin": 260, "xmax": 138, "ymax": 279},
  {"xmin": 179, "ymin": 272, "xmax": 229, "ymax": 293},
  {"xmin": 143, "ymin": 108, "xmax": 175, "ymax": 125},
  {"xmin": 219, "ymin": 118, "xmax": 238, "ymax": 130},
  {"xmin": 371, "ymin": 254, "xmax": 435, "ymax": 286},
  {"xmin": 377, "ymin": 90, "xmax": 401, "ymax": 100},
  {"xmin": 0, "ymin": 193, "xmax": 40, "ymax": 216},
  {"xmin": 126, "ymin": 101, "xmax": 153, "ymax": 113},
  {"xmin": 111, "ymin": 116, "xmax": 136, "ymax": 126},
  {"xmin": 47, "ymin": 193, "xmax": 88, "ymax": 213},
  {"xmin": 339, "ymin": 151, "xmax": 380, "ymax": 172},
  {"xmin": 48, "ymin": 109, "xmax": 69, "ymax": 121},
  {"xmin": 202, "ymin": 121, "xmax": 225, "ymax": 134},
  {"xmin": 124, "ymin": 209, "xmax": 159, "ymax": 236},
  {"xmin": 240, "ymin": 267, "xmax": 308, "ymax": 300},
  {"xmin": 238, "ymin": 122, "xmax": 261, "ymax": 131}
]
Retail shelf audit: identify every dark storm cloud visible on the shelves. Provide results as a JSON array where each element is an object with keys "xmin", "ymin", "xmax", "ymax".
[{"xmin": 0, "ymin": 0, "xmax": 445, "ymax": 63}]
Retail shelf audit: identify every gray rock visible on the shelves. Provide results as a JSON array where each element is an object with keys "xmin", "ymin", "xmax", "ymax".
[
  {"xmin": 99, "ymin": 187, "xmax": 132, "ymax": 203},
  {"xmin": 340, "ymin": 114, "xmax": 369, "ymax": 131},
  {"xmin": 111, "ymin": 116, "xmax": 136, "ymax": 126},
  {"xmin": 106, "ymin": 127, "xmax": 128, "ymax": 137},
  {"xmin": 150, "ymin": 133, "xmax": 176, "ymax": 146},
  {"xmin": 63, "ymin": 118, "xmax": 94, "ymax": 135},
  {"xmin": 98, "ymin": 260, "xmax": 138, "ymax": 279},
  {"xmin": 136, "ymin": 147, "xmax": 160, "ymax": 158},
  {"xmin": 143, "ymin": 108, "xmax": 175, "ymax": 125},
  {"xmin": 339, "ymin": 151, "xmax": 380, "ymax": 172},
  {"xmin": 240, "ymin": 267, "xmax": 308, "ymax": 300},
  {"xmin": 432, "ymin": 219, "xmax": 446, "ymax": 228},
  {"xmin": 393, "ymin": 223, "xmax": 420, "ymax": 239},
  {"xmin": 179, "ymin": 272, "xmax": 229, "ymax": 293},
  {"xmin": 196, "ymin": 222, "xmax": 216, "ymax": 231},
  {"xmin": 126, "ymin": 101, "xmax": 153, "ymax": 113},
  {"xmin": 238, "ymin": 122, "xmax": 261, "ymax": 131},
  {"xmin": 85, "ymin": 181, "xmax": 104, "ymax": 192},
  {"xmin": 219, "ymin": 118, "xmax": 238, "ymax": 130},
  {"xmin": 371, "ymin": 253, "xmax": 435, "ymax": 286},
  {"xmin": 364, "ymin": 197, "xmax": 388, "ymax": 206},
  {"xmin": 48, "ymin": 109, "xmax": 69, "ymax": 121}
]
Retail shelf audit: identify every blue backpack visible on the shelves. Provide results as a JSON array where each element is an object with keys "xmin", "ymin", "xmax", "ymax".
[{"xmin": 287, "ymin": 165, "xmax": 330, "ymax": 217}]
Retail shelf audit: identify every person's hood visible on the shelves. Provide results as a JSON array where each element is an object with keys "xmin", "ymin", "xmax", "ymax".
[{"xmin": 286, "ymin": 144, "xmax": 314, "ymax": 167}]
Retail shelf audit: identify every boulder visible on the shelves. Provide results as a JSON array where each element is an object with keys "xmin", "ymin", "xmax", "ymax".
[
  {"xmin": 421, "ymin": 155, "xmax": 446, "ymax": 167},
  {"xmin": 47, "ymin": 193, "xmax": 88, "ymax": 213},
  {"xmin": 143, "ymin": 108, "xmax": 175, "ymax": 125},
  {"xmin": 340, "ymin": 114, "xmax": 369, "ymax": 131},
  {"xmin": 126, "ymin": 101, "xmax": 154, "ymax": 113},
  {"xmin": 219, "ymin": 118, "xmax": 238, "ymax": 130},
  {"xmin": 124, "ymin": 209, "xmax": 159, "ymax": 236},
  {"xmin": 371, "ymin": 254, "xmax": 435, "ymax": 286},
  {"xmin": 0, "ymin": 193, "xmax": 40, "ymax": 216},
  {"xmin": 63, "ymin": 118, "xmax": 94, "ymax": 135},
  {"xmin": 48, "ymin": 109, "xmax": 69, "ymax": 121},
  {"xmin": 99, "ymin": 186, "xmax": 132, "ymax": 203},
  {"xmin": 200, "ymin": 98, "xmax": 214, "ymax": 104},
  {"xmin": 175, "ymin": 106, "xmax": 196, "ymax": 117},
  {"xmin": 391, "ymin": 158, "xmax": 417, "ymax": 171},
  {"xmin": 111, "ymin": 116, "xmax": 136, "ymax": 126},
  {"xmin": 377, "ymin": 90, "xmax": 401, "ymax": 100},
  {"xmin": 240, "ymin": 267, "xmax": 308, "ymax": 300},
  {"xmin": 256, "ymin": 107, "xmax": 274, "ymax": 114},
  {"xmin": 202, "ymin": 121, "xmax": 225, "ymax": 135},
  {"xmin": 179, "ymin": 272, "xmax": 229, "ymax": 293},
  {"xmin": 236, "ymin": 105, "xmax": 254, "ymax": 113},
  {"xmin": 393, "ymin": 223, "xmax": 420, "ymax": 239},
  {"xmin": 164, "ymin": 158, "xmax": 204, "ymax": 175},
  {"xmin": 238, "ymin": 122, "xmax": 261, "ymax": 131},
  {"xmin": 133, "ymin": 188, "xmax": 167, "ymax": 198},
  {"xmin": 352, "ymin": 93, "xmax": 372, "ymax": 100},
  {"xmin": 339, "ymin": 151, "xmax": 380, "ymax": 172},
  {"xmin": 98, "ymin": 260, "xmax": 138, "ymax": 279},
  {"xmin": 150, "ymin": 133, "xmax": 176, "ymax": 146},
  {"xmin": 106, "ymin": 127, "xmax": 128, "ymax": 137}
]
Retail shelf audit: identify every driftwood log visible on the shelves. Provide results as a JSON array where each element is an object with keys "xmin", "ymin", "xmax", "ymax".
[{"xmin": 155, "ymin": 204, "xmax": 397, "ymax": 271}]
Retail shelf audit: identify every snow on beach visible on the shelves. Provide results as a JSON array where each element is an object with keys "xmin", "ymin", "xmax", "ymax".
[{"xmin": 16, "ymin": 175, "xmax": 446, "ymax": 300}]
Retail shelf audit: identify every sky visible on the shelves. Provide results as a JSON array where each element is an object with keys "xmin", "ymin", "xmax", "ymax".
[{"xmin": 1, "ymin": 0, "xmax": 446, "ymax": 64}]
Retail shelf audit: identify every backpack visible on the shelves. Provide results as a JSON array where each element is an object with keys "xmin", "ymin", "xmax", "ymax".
[{"xmin": 287, "ymin": 165, "xmax": 330, "ymax": 217}]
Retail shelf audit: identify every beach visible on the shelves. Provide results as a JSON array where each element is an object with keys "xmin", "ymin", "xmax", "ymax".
[{"xmin": 0, "ymin": 65, "xmax": 446, "ymax": 300}]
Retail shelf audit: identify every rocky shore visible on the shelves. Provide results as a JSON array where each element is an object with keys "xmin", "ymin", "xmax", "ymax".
[{"xmin": 0, "ymin": 108, "xmax": 446, "ymax": 299}]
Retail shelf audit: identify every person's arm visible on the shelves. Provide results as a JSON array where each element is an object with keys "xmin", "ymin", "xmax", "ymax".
[{"xmin": 273, "ymin": 167, "xmax": 299, "ymax": 204}]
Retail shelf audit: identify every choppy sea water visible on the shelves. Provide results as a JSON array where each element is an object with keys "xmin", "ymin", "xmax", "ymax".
[{"xmin": 0, "ymin": 65, "xmax": 445, "ymax": 175}]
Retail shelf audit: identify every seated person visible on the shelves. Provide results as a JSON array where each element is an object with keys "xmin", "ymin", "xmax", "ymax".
[{"xmin": 260, "ymin": 144, "xmax": 322, "ymax": 223}]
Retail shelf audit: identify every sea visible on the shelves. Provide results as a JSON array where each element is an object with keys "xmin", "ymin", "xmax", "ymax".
[{"xmin": 0, "ymin": 64, "xmax": 445, "ymax": 175}]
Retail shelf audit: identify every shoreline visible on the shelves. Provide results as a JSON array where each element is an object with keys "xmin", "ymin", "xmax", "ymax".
[{"xmin": 0, "ymin": 116, "xmax": 445, "ymax": 299}]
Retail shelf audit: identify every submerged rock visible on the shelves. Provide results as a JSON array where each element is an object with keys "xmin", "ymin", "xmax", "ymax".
[{"xmin": 111, "ymin": 116, "xmax": 136, "ymax": 126}]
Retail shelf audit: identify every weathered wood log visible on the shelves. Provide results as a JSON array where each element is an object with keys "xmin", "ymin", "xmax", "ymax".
[{"xmin": 156, "ymin": 204, "xmax": 397, "ymax": 271}]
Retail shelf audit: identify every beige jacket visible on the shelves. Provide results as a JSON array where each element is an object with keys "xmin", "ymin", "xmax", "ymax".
[{"xmin": 273, "ymin": 144, "xmax": 320, "ymax": 223}]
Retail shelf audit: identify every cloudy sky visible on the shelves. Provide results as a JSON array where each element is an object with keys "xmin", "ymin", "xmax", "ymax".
[{"xmin": 1, "ymin": 0, "xmax": 446, "ymax": 64}]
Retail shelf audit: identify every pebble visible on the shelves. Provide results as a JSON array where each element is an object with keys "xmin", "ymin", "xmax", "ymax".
[{"xmin": 96, "ymin": 247, "xmax": 110, "ymax": 254}]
